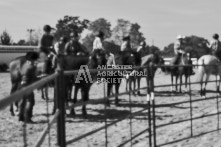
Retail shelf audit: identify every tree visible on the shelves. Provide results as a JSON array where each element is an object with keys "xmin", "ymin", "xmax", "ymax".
[
  {"xmin": 88, "ymin": 18, "xmax": 112, "ymax": 38},
  {"xmin": 111, "ymin": 19, "xmax": 145, "ymax": 48},
  {"xmin": 149, "ymin": 45, "xmax": 161, "ymax": 54},
  {"xmin": 54, "ymin": 16, "xmax": 90, "ymax": 41},
  {"xmin": 130, "ymin": 23, "xmax": 145, "ymax": 48},
  {"xmin": 0, "ymin": 30, "xmax": 12, "ymax": 45},
  {"xmin": 82, "ymin": 18, "xmax": 112, "ymax": 52},
  {"xmin": 81, "ymin": 33, "xmax": 95, "ymax": 52}
]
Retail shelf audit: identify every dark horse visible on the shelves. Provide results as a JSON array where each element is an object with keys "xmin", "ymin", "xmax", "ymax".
[
  {"xmin": 9, "ymin": 52, "xmax": 39, "ymax": 117},
  {"xmin": 54, "ymin": 49, "xmax": 107, "ymax": 116},
  {"xmin": 138, "ymin": 54, "xmax": 164, "ymax": 99},
  {"xmin": 107, "ymin": 50, "xmax": 140, "ymax": 105},
  {"xmin": 132, "ymin": 53, "xmax": 164, "ymax": 97},
  {"xmin": 169, "ymin": 52, "xmax": 194, "ymax": 92}
]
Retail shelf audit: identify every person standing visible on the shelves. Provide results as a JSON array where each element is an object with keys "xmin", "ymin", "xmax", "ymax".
[
  {"xmin": 93, "ymin": 30, "xmax": 115, "ymax": 66},
  {"xmin": 18, "ymin": 52, "xmax": 39, "ymax": 123}
]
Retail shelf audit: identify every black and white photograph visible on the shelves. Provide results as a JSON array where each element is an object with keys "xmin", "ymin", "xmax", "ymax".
[{"xmin": 0, "ymin": 0, "xmax": 221, "ymax": 146}]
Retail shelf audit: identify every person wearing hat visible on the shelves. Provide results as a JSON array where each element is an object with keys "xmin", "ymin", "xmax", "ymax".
[
  {"xmin": 137, "ymin": 41, "xmax": 146, "ymax": 55},
  {"xmin": 92, "ymin": 31, "xmax": 105, "ymax": 51},
  {"xmin": 121, "ymin": 35, "xmax": 132, "ymax": 52},
  {"xmin": 64, "ymin": 32, "xmax": 88, "ymax": 56},
  {"xmin": 92, "ymin": 30, "xmax": 115, "ymax": 66},
  {"xmin": 170, "ymin": 35, "xmax": 186, "ymax": 65},
  {"xmin": 206, "ymin": 33, "xmax": 221, "ymax": 60},
  {"xmin": 38, "ymin": 24, "xmax": 55, "ymax": 76}
]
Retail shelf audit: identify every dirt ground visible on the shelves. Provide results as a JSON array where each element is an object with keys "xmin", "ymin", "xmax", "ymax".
[{"xmin": 0, "ymin": 69, "xmax": 221, "ymax": 147}]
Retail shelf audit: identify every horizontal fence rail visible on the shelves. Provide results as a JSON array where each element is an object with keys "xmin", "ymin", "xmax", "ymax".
[
  {"xmin": 0, "ymin": 72, "xmax": 58, "ymax": 111},
  {"xmin": 35, "ymin": 110, "xmax": 60, "ymax": 147}
]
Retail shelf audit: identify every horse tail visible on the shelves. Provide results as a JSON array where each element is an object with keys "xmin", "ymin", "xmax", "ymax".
[{"xmin": 195, "ymin": 58, "xmax": 205, "ymax": 83}]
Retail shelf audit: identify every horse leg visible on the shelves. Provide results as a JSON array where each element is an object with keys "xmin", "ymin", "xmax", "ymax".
[
  {"xmin": 216, "ymin": 75, "xmax": 220, "ymax": 95},
  {"xmin": 115, "ymin": 81, "xmax": 121, "ymax": 105},
  {"xmin": 10, "ymin": 82, "xmax": 19, "ymax": 116},
  {"xmin": 202, "ymin": 74, "xmax": 209, "ymax": 98},
  {"xmin": 45, "ymin": 85, "xmax": 49, "ymax": 100},
  {"xmin": 146, "ymin": 76, "xmax": 151, "ymax": 101},
  {"xmin": 175, "ymin": 75, "xmax": 179, "ymax": 92},
  {"xmin": 137, "ymin": 77, "xmax": 141, "ymax": 95},
  {"xmin": 133, "ymin": 77, "xmax": 136, "ymax": 95},
  {"xmin": 82, "ymin": 87, "xmax": 89, "ymax": 117},
  {"xmin": 69, "ymin": 86, "xmax": 79, "ymax": 116},
  {"xmin": 73, "ymin": 86, "xmax": 79, "ymax": 104},
  {"xmin": 179, "ymin": 74, "xmax": 182, "ymax": 93},
  {"xmin": 106, "ymin": 83, "xmax": 112, "ymax": 106},
  {"xmin": 184, "ymin": 75, "xmax": 188, "ymax": 92},
  {"xmin": 67, "ymin": 84, "xmax": 73, "ymax": 103},
  {"xmin": 171, "ymin": 74, "xmax": 174, "ymax": 92},
  {"xmin": 52, "ymin": 87, "xmax": 56, "ymax": 115},
  {"xmin": 43, "ymin": 85, "xmax": 49, "ymax": 101},
  {"xmin": 41, "ymin": 88, "xmax": 45, "ymax": 100},
  {"xmin": 125, "ymin": 76, "xmax": 129, "ymax": 92}
]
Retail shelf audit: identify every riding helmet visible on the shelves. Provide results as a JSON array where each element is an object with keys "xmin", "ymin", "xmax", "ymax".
[
  {"xmin": 213, "ymin": 33, "xmax": 219, "ymax": 39},
  {"xmin": 43, "ymin": 25, "xmax": 52, "ymax": 32}
]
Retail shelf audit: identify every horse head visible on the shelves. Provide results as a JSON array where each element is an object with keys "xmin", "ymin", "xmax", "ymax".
[
  {"xmin": 116, "ymin": 50, "xmax": 139, "ymax": 66},
  {"xmin": 90, "ymin": 49, "xmax": 107, "ymax": 68}
]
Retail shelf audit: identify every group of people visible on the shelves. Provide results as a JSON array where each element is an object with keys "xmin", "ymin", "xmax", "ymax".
[
  {"xmin": 20, "ymin": 23, "xmax": 221, "ymax": 123},
  {"xmin": 171, "ymin": 33, "xmax": 221, "ymax": 67},
  {"xmin": 38, "ymin": 24, "xmax": 150, "ymax": 74}
]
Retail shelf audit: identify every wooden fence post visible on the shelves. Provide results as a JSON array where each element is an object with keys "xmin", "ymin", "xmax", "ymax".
[{"xmin": 55, "ymin": 69, "xmax": 66, "ymax": 147}]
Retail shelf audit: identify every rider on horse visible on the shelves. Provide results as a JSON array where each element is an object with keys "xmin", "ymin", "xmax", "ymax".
[
  {"xmin": 38, "ymin": 24, "xmax": 55, "ymax": 76},
  {"xmin": 92, "ymin": 30, "xmax": 115, "ymax": 66},
  {"xmin": 171, "ymin": 35, "xmax": 186, "ymax": 65},
  {"xmin": 121, "ymin": 35, "xmax": 132, "ymax": 52},
  {"xmin": 207, "ymin": 33, "xmax": 221, "ymax": 61},
  {"xmin": 64, "ymin": 32, "xmax": 89, "ymax": 56},
  {"xmin": 171, "ymin": 35, "xmax": 194, "ymax": 75},
  {"xmin": 137, "ymin": 41, "xmax": 146, "ymax": 56}
]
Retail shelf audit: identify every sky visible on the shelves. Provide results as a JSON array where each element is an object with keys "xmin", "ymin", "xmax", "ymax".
[{"xmin": 0, "ymin": 0, "xmax": 221, "ymax": 49}]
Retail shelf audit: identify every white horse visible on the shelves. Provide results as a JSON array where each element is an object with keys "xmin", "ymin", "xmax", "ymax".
[{"xmin": 196, "ymin": 55, "xmax": 221, "ymax": 97}]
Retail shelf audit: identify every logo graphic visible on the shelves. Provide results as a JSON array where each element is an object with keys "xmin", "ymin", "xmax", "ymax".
[{"xmin": 75, "ymin": 65, "xmax": 93, "ymax": 83}]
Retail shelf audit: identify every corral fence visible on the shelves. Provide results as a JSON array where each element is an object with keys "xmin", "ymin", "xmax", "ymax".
[{"xmin": 0, "ymin": 63, "xmax": 220, "ymax": 147}]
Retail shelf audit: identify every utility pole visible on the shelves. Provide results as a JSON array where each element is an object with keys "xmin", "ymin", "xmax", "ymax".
[{"xmin": 27, "ymin": 29, "xmax": 34, "ymax": 45}]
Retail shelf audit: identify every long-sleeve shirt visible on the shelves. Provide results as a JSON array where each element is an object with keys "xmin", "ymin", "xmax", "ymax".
[{"xmin": 93, "ymin": 37, "xmax": 104, "ymax": 51}]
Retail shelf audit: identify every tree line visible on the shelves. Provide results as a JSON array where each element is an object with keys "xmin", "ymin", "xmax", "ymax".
[{"xmin": 0, "ymin": 16, "xmax": 211, "ymax": 58}]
